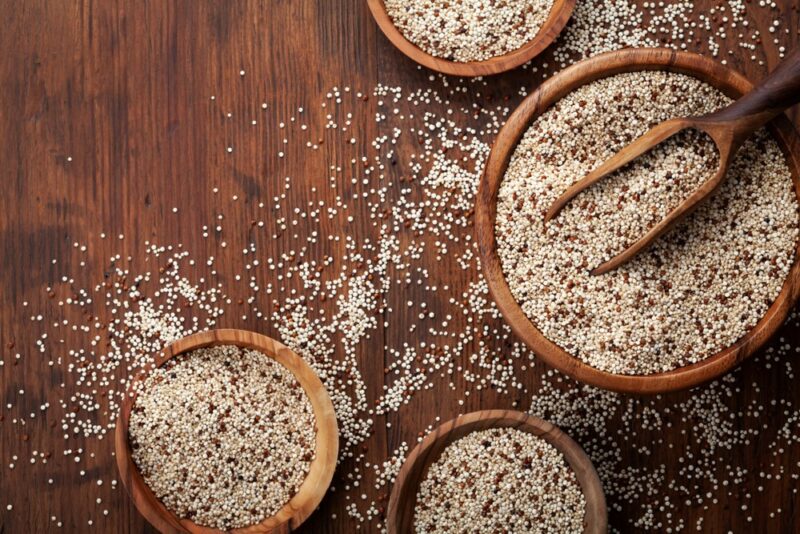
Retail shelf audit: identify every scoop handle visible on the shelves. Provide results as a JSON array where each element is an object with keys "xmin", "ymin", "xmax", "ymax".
[{"xmin": 708, "ymin": 48, "xmax": 800, "ymax": 141}]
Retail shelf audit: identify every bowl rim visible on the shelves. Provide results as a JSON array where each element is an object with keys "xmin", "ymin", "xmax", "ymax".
[
  {"xmin": 114, "ymin": 328, "xmax": 339, "ymax": 534},
  {"xmin": 366, "ymin": 0, "xmax": 576, "ymax": 77},
  {"xmin": 475, "ymin": 48, "xmax": 800, "ymax": 394},
  {"xmin": 386, "ymin": 409, "xmax": 608, "ymax": 533}
]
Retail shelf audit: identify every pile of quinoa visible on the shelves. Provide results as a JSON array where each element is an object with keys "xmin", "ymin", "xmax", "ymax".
[
  {"xmin": 383, "ymin": 0, "xmax": 555, "ymax": 63},
  {"xmin": 128, "ymin": 345, "xmax": 316, "ymax": 530},
  {"xmin": 496, "ymin": 70, "xmax": 799, "ymax": 374},
  {"xmin": 414, "ymin": 427, "xmax": 586, "ymax": 533}
]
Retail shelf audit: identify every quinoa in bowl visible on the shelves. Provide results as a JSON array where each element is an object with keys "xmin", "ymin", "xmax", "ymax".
[
  {"xmin": 127, "ymin": 344, "xmax": 317, "ymax": 530},
  {"xmin": 494, "ymin": 69, "xmax": 799, "ymax": 375},
  {"xmin": 383, "ymin": 0, "xmax": 556, "ymax": 63},
  {"xmin": 414, "ymin": 426, "xmax": 586, "ymax": 533}
]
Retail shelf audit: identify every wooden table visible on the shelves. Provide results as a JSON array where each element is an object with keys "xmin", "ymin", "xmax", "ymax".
[{"xmin": 1, "ymin": 1, "xmax": 798, "ymax": 532}]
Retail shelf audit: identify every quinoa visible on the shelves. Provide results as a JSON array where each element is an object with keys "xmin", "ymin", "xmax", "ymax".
[
  {"xmin": 414, "ymin": 427, "xmax": 586, "ymax": 533},
  {"xmin": 128, "ymin": 344, "xmax": 316, "ymax": 530},
  {"xmin": 383, "ymin": 0, "xmax": 555, "ymax": 63},
  {"xmin": 496, "ymin": 70, "xmax": 799, "ymax": 375}
]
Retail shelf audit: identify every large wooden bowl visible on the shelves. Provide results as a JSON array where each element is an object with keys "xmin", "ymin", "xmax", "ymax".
[
  {"xmin": 476, "ymin": 48, "xmax": 800, "ymax": 394},
  {"xmin": 115, "ymin": 329, "xmax": 339, "ymax": 534},
  {"xmin": 367, "ymin": 0, "xmax": 576, "ymax": 77},
  {"xmin": 386, "ymin": 410, "xmax": 607, "ymax": 533}
]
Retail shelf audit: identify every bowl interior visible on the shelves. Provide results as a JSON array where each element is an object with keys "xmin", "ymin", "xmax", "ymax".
[
  {"xmin": 367, "ymin": 0, "xmax": 576, "ymax": 77},
  {"xmin": 386, "ymin": 410, "xmax": 607, "ymax": 533},
  {"xmin": 115, "ymin": 329, "xmax": 339, "ymax": 534},
  {"xmin": 476, "ymin": 48, "xmax": 800, "ymax": 394}
]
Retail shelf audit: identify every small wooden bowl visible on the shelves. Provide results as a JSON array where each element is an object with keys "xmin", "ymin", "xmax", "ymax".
[
  {"xmin": 476, "ymin": 48, "xmax": 800, "ymax": 394},
  {"xmin": 115, "ymin": 329, "xmax": 339, "ymax": 534},
  {"xmin": 367, "ymin": 0, "xmax": 576, "ymax": 77},
  {"xmin": 386, "ymin": 410, "xmax": 607, "ymax": 533}
]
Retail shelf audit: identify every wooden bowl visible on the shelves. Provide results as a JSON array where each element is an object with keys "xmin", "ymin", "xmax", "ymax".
[
  {"xmin": 367, "ymin": 0, "xmax": 576, "ymax": 77},
  {"xmin": 476, "ymin": 48, "xmax": 800, "ymax": 395},
  {"xmin": 115, "ymin": 329, "xmax": 339, "ymax": 534},
  {"xmin": 386, "ymin": 410, "xmax": 607, "ymax": 533}
]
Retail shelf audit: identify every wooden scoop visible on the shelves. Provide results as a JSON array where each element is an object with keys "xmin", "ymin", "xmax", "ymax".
[{"xmin": 545, "ymin": 48, "xmax": 800, "ymax": 276}]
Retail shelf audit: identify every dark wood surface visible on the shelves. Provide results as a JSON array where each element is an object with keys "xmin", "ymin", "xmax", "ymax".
[{"xmin": 1, "ymin": 1, "xmax": 799, "ymax": 533}]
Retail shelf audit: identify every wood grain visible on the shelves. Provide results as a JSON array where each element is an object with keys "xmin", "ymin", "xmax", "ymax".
[
  {"xmin": 366, "ymin": 0, "xmax": 576, "ymax": 76},
  {"xmin": 115, "ymin": 329, "xmax": 339, "ymax": 534},
  {"xmin": 0, "ymin": 1, "xmax": 799, "ymax": 533},
  {"xmin": 386, "ymin": 410, "xmax": 607, "ymax": 534},
  {"xmin": 476, "ymin": 48, "xmax": 800, "ymax": 394}
]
